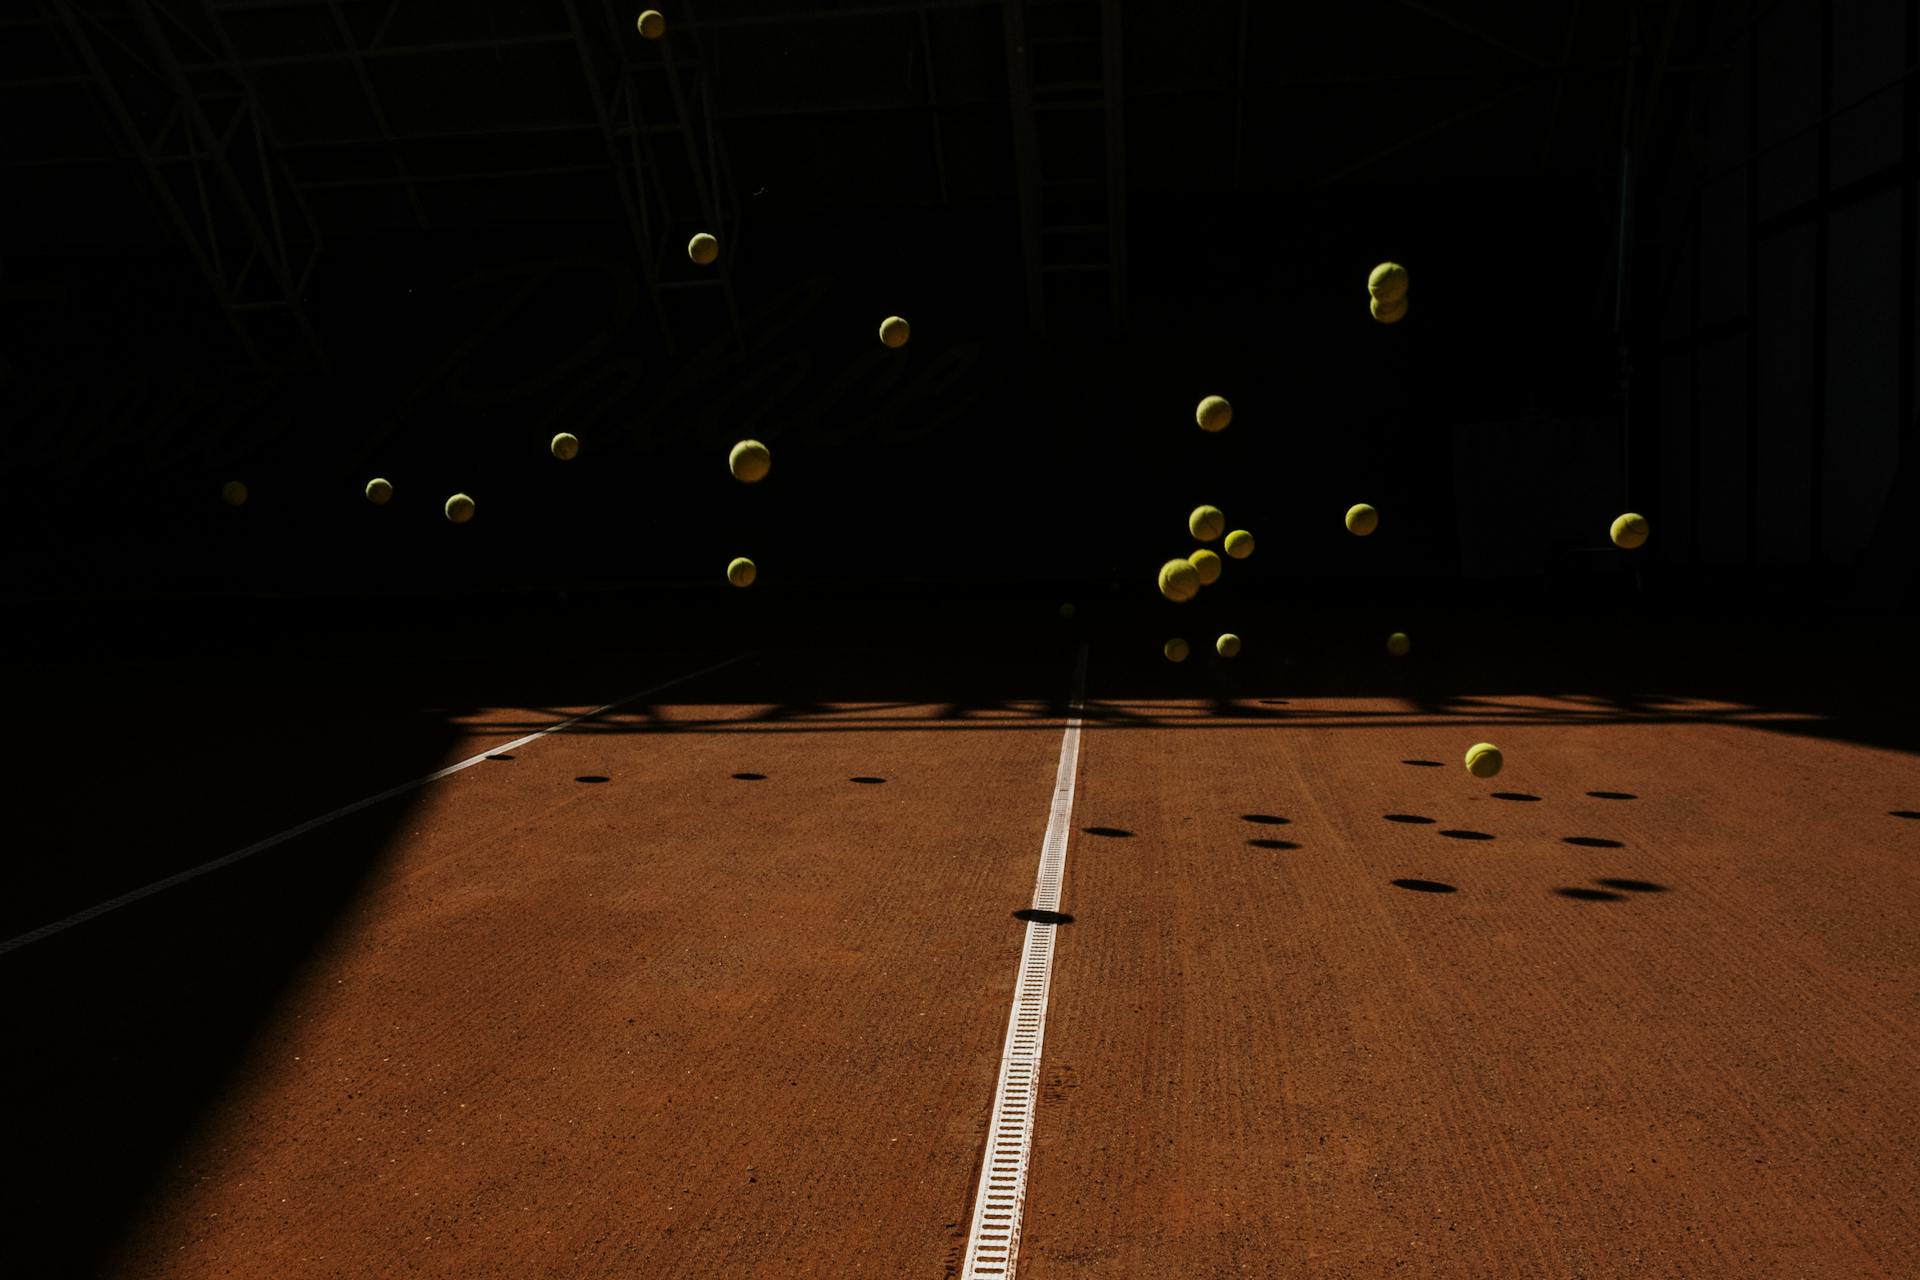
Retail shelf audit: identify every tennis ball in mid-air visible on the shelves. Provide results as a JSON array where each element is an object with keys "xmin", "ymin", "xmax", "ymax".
[
  {"xmin": 1368, "ymin": 261, "xmax": 1409, "ymax": 303},
  {"xmin": 221, "ymin": 480, "xmax": 248, "ymax": 506},
  {"xmin": 727, "ymin": 556, "xmax": 756, "ymax": 587},
  {"xmin": 551, "ymin": 432, "xmax": 579, "ymax": 460},
  {"xmin": 1158, "ymin": 558, "xmax": 1201, "ymax": 603},
  {"xmin": 1059, "ymin": 602, "xmax": 1076, "ymax": 620},
  {"xmin": 1188, "ymin": 548, "xmax": 1222, "ymax": 585},
  {"xmin": 636, "ymin": 9, "xmax": 665, "ymax": 39},
  {"xmin": 1610, "ymin": 512, "xmax": 1650, "ymax": 549},
  {"xmin": 445, "ymin": 492, "xmax": 474, "ymax": 523},
  {"xmin": 365, "ymin": 477, "xmax": 392, "ymax": 505},
  {"xmin": 1370, "ymin": 294, "xmax": 1409, "ymax": 324},
  {"xmin": 1386, "ymin": 631, "xmax": 1410, "ymax": 657},
  {"xmin": 1196, "ymin": 395, "xmax": 1232, "ymax": 432},
  {"xmin": 1223, "ymin": 529, "xmax": 1254, "ymax": 559},
  {"xmin": 688, "ymin": 232, "xmax": 718, "ymax": 265},
  {"xmin": 729, "ymin": 439, "xmax": 770, "ymax": 483},
  {"xmin": 1189, "ymin": 504, "xmax": 1226, "ymax": 541},
  {"xmin": 879, "ymin": 315, "xmax": 910, "ymax": 348},
  {"xmin": 1164, "ymin": 637, "xmax": 1190, "ymax": 662},
  {"xmin": 1465, "ymin": 742, "xmax": 1503, "ymax": 779},
  {"xmin": 1216, "ymin": 633, "xmax": 1242, "ymax": 658},
  {"xmin": 1346, "ymin": 503, "xmax": 1378, "ymax": 536}
]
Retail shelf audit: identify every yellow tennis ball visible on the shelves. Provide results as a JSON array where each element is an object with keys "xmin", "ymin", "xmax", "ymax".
[
  {"xmin": 445, "ymin": 492, "xmax": 474, "ymax": 523},
  {"xmin": 1368, "ymin": 261, "xmax": 1409, "ymax": 302},
  {"xmin": 1164, "ymin": 637, "xmax": 1190, "ymax": 663},
  {"xmin": 729, "ymin": 439, "xmax": 770, "ymax": 483},
  {"xmin": 1610, "ymin": 512, "xmax": 1650, "ymax": 549},
  {"xmin": 1223, "ymin": 529, "xmax": 1254, "ymax": 559},
  {"xmin": 727, "ymin": 556, "xmax": 757, "ymax": 587},
  {"xmin": 688, "ymin": 232, "xmax": 718, "ymax": 265},
  {"xmin": 636, "ymin": 9, "xmax": 665, "ymax": 39},
  {"xmin": 1370, "ymin": 294, "xmax": 1409, "ymax": 324},
  {"xmin": 365, "ymin": 477, "xmax": 392, "ymax": 505},
  {"xmin": 1386, "ymin": 631, "xmax": 1410, "ymax": 657},
  {"xmin": 1188, "ymin": 548, "xmax": 1222, "ymax": 585},
  {"xmin": 1216, "ymin": 633, "xmax": 1242, "ymax": 658},
  {"xmin": 879, "ymin": 315, "xmax": 910, "ymax": 348},
  {"xmin": 1196, "ymin": 395, "xmax": 1232, "ymax": 432},
  {"xmin": 1346, "ymin": 503, "xmax": 1378, "ymax": 536},
  {"xmin": 1189, "ymin": 504, "xmax": 1226, "ymax": 541},
  {"xmin": 221, "ymin": 480, "xmax": 248, "ymax": 506},
  {"xmin": 1465, "ymin": 742, "xmax": 1503, "ymax": 779},
  {"xmin": 1058, "ymin": 602, "xmax": 1076, "ymax": 619},
  {"xmin": 550, "ymin": 432, "xmax": 579, "ymax": 460},
  {"xmin": 1158, "ymin": 557, "xmax": 1201, "ymax": 603}
]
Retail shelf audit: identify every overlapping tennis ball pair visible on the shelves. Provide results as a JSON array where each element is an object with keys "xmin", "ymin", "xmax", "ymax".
[{"xmin": 1369, "ymin": 262, "xmax": 1409, "ymax": 324}]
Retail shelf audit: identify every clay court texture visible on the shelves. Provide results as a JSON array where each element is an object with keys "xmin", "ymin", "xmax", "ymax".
[{"xmin": 4, "ymin": 592, "xmax": 1916, "ymax": 1278}]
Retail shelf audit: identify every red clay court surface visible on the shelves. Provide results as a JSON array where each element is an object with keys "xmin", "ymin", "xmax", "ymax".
[{"xmin": 3, "ymin": 613, "xmax": 1917, "ymax": 1277}]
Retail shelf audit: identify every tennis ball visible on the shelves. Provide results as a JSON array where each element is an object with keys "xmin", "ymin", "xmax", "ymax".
[
  {"xmin": 1346, "ymin": 503, "xmax": 1378, "ymax": 536},
  {"xmin": 445, "ymin": 492, "xmax": 475, "ymax": 523},
  {"xmin": 1196, "ymin": 395, "xmax": 1232, "ymax": 432},
  {"xmin": 1368, "ymin": 261, "xmax": 1409, "ymax": 303},
  {"xmin": 1216, "ymin": 633, "xmax": 1242, "ymax": 658},
  {"xmin": 727, "ymin": 556, "xmax": 757, "ymax": 587},
  {"xmin": 1370, "ymin": 294, "xmax": 1409, "ymax": 324},
  {"xmin": 1164, "ymin": 637, "xmax": 1190, "ymax": 663},
  {"xmin": 1188, "ymin": 548, "xmax": 1222, "ymax": 585},
  {"xmin": 1386, "ymin": 631, "xmax": 1410, "ymax": 657},
  {"xmin": 1610, "ymin": 512, "xmax": 1650, "ymax": 549},
  {"xmin": 729, "ymin": 439, "xmax": 770, "ymax": 483},
  {"xmin": 551, "ymin": 432, "xmax": 580, "ymax": 461},
  {"xmin": 636, "ymin": 9, "xmax": 665, "ymax": 39},
  {"xmin": 1158, "ymin": 558, "xmax": 1201, "ymax": 603},
  {"xmin": 1059, "ymin": 602, "xmax": 1076, "ymax": 619},
  {"xmin": 220, "ymin": 480, "xmax": 247, "ymax": 506},
  {"xmin": 1465, "ymin": 742, "xmax": 1503, "ymax": 779},
  {"xmin": 879, "ymin": 315, "xmax": 910, "ymax": 348},
  {"xmin": 1189, "ymin": 504, "xmax": 1226, "ymax": 541},
  {"xmin": 1223, "ymin": 529, "xmax": 1254, "ymax": 559},
  {"xmin": 688, "ymin": 232, "xmax": 718, "ymax": 265},
  {"xmin": 365, "ymin": 477, "xmax": 392, "ymax": 505}
]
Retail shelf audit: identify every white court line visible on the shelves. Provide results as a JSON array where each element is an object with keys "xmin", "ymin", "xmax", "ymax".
[
  {"xmin": 0, "ymin": 655, "xmax": 745, "ymax": 958},
  {"xmin": 961, "ymin": 643, "xmax": 1088, "ymax": 1280}
]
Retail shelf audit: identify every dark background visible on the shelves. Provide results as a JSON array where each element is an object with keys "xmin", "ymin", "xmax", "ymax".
[
  {"xmin": 3, "ymin": 5, "xmax": 1919, "ymax": 1274},
  {"xmin": 7, "ymin": 0, "xmax": 1913, "ymax": 625}
]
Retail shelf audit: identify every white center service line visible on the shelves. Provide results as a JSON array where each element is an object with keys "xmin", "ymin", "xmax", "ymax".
[
  {"xmin": 961, "ymin": 642, "xmax": 1089, "ymax": 1280},
  {"xmin": 0, "ymin": 655, "xmax": 745, "ymax": 959}
]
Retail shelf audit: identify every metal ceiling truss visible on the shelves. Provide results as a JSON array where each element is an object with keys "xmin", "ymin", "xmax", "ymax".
[
  {"xmin": 1003, "ymin": 0, "xmax": 1127, "ymax": 338},
  {"xmin": 576, "ymin": 0, "xmax": 745, "ymax": 357},
  {"xmin": 46, "ymin": 0, "xmax": 326, "ymax": 371}
]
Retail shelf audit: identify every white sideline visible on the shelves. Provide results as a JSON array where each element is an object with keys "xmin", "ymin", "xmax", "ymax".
[
  {"xmin": 960, "ymin": 643, "xmax": 1089, "ymax": 1279},
  {"xmin": 0, "ymin": 655, "xmax": 744, "ymax": 958}
]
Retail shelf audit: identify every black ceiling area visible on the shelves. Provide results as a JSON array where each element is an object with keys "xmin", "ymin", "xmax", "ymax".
[
  {"xmin": 3, "ymin": 0, "xmax": 1703, "ymax": 360},
  {"xmin": 2, "ymin": 0, "xmax": 1914, "ymax": 609}
]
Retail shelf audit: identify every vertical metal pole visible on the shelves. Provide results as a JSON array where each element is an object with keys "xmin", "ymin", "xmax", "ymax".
[
  {"xmin": 1900, "ymin": 0, "xmax": 1917, "ymax": 472},
  {"xmin": 918, "ymin": 6, "xmax": 949, "ymax": 204},
  {"xmin": 1231, "ymin": 0, "xmax": 1248, "ymax": 190},
  {"xmin": 1003, "ymin": 0, "xmax": 1045, "ymax": 337},
  {"xmin": 1101, "ymin": 0, "xmax": 1126, "ymax": 334},
  {"xmin": 1689, "ymin": 194, "xmax": 1703, "ymax": 568},
  {"xmin": 563, "ymin": 0, "xmax": 677, "ymax": 356},
  {"xmin": 1809, "ymin": 0, "xmax": 1833, "ymax": 566},
  {"xmin": 1743, "ymin": 0, "xmax": 1761, "ymax": 568}
]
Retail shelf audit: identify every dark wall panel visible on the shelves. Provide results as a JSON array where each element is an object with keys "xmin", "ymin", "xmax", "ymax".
[
  {"xmin": 1823, "ymin": 186, "xmax": 1904, "ymax": 562},
  {"xmin": 1755, "ymin": 222, "xmax": 1815, "ymax": 564},
  {"xmin": 1695, "ymin": 334, "xmax": 1749, "ymax": 565},
  {"xmin": 1656, "ymin": 352, "xmax": 1693, "ymax": 562}
]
